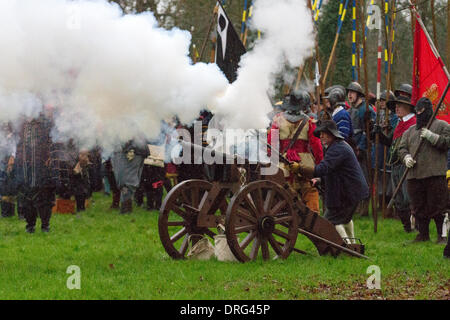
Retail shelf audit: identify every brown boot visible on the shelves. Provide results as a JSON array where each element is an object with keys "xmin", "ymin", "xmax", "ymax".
[
  {"xmin": 413, "ymin": 233, "xmax": 430, "ymax": 242},
  {"xmin": 412, "ymin": 218, "xmax": 430, "ymax": 242},
  {"xmin": 110, "ymin": 190, "xmax": 120, "ymax": 209},
  {"xmin": 436, "ymin": 236, "xmax": 447, "ymax": 244},
  {"xmin": 398, "ymin": 210, "xmax": 413, "ymax": 233},
  {"xmin": 120, "ymin": 199, "xmax": 133, "ymax": 214},
  {"xmin": 433, "ymin": 214, "xmax": 445, "ymax": 244}
]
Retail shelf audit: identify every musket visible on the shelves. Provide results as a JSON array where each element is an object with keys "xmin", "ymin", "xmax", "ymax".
[{"xmin": 257, "ymin": 133, "xmax": 325, "ymax": 194}]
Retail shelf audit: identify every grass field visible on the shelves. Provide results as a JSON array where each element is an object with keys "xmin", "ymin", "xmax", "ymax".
[{"xmin": 0, "ymin": 192, "xmax": 448, "ymax": 300}]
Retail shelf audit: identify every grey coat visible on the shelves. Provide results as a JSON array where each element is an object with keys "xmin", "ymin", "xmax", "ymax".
[
  {"xmin": 111, "ymin": 143, "xmax": 149, "ymax": 189},
  {"xmin": 398, "ymin": 119, "xmax": 450, "ymax": 180}
]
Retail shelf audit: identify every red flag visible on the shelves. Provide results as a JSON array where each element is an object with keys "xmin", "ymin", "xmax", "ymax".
[{"xmin": 412, "ymin": 20, "xmax": 450, "ymax": 123}]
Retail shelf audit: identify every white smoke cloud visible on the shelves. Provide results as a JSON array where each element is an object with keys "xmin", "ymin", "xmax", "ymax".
[
  {"xmin": 0, "ymin": 0, "xmax": 228, "ymax": 155},
  {"xmin": 0, "ymin": 0, "xmax": 314, "ymax": 158}
]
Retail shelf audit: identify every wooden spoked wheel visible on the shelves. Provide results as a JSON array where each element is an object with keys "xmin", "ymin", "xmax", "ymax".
[
  {"xmin": 225, "ymin": 181, "xmax": 298, "ymax": 262},
  {"xmin": 158, "ymin": 179, "xmax": 227, "ymax": 259}
]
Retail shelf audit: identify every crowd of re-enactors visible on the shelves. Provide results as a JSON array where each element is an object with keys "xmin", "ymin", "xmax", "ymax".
[{"xmin": 0, "ymin": 82, "xmax": 449, "ymax": 259}]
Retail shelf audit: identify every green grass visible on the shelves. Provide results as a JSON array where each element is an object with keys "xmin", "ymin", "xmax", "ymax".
[{"xmin": 0, "ymin": 192, "xmax": 448, "ymax": 300}]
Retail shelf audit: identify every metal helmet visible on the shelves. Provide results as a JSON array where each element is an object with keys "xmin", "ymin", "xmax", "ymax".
[
  {"xmin": 394, "ymin": 84, "xmax": 412, "ymax": 98},
  {"xmin": 324, "ymin": 85, "xmax": 345, "ymax": 98},
  {"xmin": 326, "ymin": 87, "xmax": 346, "ymax": 108},
  {"xmin": 346, "ymin": 82, "xmax": 364, "ymax": 96},
  {"xmin": 283, "ymin": 90, "xmax": 311, "ymax": 112},
  {"xmin": 324, "ymin": 86, "xmax": 334, "ymax": 97},
  {"xmin": 380, "ymin": 90, "xmax": 395, "ymax": 102}
]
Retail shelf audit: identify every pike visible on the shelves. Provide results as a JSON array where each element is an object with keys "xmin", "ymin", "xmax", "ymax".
[
  {"xmin": 322, "ymin": 0, "xmax": 350, "ymax": 87},
  {"xmin": 373, "ymin": 5, "xmax": 383, "ymax": 233},
  {"xmin": 382, "ymin": 0, "xmax": 396, "ymax": 217},
  {"xmin": 362, "ymin": 0, "xmax": 375, "ymax": 226},
  {"xmin": 199, "ymin": 5, "xmax": 218, "ymax": 62}
]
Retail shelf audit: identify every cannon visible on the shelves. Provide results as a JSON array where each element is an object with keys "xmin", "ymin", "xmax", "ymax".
[{"xmin": 158, "ymin": 141, "xmax": 367, "ymax": 262}]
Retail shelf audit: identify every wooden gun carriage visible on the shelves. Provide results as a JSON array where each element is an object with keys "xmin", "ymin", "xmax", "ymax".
[{"xmin": 158, "ymin": 142, "xmax": 367, "ymax": 262}]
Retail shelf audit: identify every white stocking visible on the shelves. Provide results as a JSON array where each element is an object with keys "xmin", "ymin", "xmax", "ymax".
[
  {"xmin": 343, "ymin": 220, "xmax": 355, "ymax": 244},
  {"xmin": 335, "ymin": 224, "xmax": 350, "ymax": 244}
]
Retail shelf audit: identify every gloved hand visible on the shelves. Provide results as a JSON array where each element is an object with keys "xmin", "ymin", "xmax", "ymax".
[
  {"xmin": 289, "ymin": 161, "xmax": 315, "ymax": 178},
  {"xmin": 126, "ymin": 149, "xmax": 136, "ymax": 161},
  {"xmin": 373, "ymin": 124, "xmax": 383, "ymax": 134},
  {"xmin": 73, "ymin": 162, "xmax": 82, "ymax": 174},
  {"xmin": 420, "ymin": 128, "xmax": 440, "ymax": 145},
  {"xmin": 370, "ymin": 124, "xmax": 382, "ymax": 140},
  {"xmin": 289, "ymin": 162, "xmax": 301, "ymax": 173},
  {"xmin": 311, "ymin": 178, "xmax": 321, "ymax": 187},
  {"xmin": 404, "ymin": 154, "xmax": 416, "ymax": 168},
  {"xmin": 296, "ymin": 162, "xmax": 315, "ymax": 179}
]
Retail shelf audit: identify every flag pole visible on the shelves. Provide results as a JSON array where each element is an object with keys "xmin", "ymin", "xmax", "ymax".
[
  {"xmin": 409, "ymin": 1, "xmax": 450, "ymax": 79},
  {"xmin": 430, "ymin": 0, "xmax": 438, "ymax": 51}
]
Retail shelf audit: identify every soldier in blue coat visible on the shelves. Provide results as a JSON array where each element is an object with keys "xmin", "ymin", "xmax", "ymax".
[{"xmin": 294, "ymin": 120, "xmax": 369, "ymax": 244}]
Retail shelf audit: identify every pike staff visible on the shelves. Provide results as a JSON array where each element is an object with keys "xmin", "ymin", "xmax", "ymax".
[
  {"xmin": 322, "ymin": 0, "xmax": 350, "ymax": 88},
  {"xmin": 382, "ymin": 0, "xmax": 396, "ymax": 217},
  {"xmin": 240, "ymin": 0, "xmax": 249, "ymax": 42},
  {"xmin": 199, "ymin": 4, "xmax": 219, "ymax": 62},
  {"xmin": 351, "ymin": 0, "xmax": 358, "ymax": 81},
  {"xmin": 373, "ymin": 2, "xmax": 383, "ymax": 232},
  {"xmin": 361, "ymin": 0, "xmax": 375, "ymax": 232}
]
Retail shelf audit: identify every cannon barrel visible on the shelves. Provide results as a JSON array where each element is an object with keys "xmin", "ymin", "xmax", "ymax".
[{"xmin": 177, "ymin": 139, "xmax": 252, "ymax": 165}]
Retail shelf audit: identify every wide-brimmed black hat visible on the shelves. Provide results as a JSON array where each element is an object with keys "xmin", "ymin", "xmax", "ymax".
[
  {"xmin": 387, "ymin": 94, "xmax": 415, "ymax": 112},
  {"xmin": 313, "ymin": 120, "xmax": 344, "ymax": 140}
]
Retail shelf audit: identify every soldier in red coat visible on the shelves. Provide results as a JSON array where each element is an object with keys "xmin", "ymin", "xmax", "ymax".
[{"xmin": 268, "ymin": 90, "xmax": 323, "ymax": 212}]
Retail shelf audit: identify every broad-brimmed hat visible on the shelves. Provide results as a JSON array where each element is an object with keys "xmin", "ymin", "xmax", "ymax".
[
  {"xmin": 313, "ymin": 120, "xmax": 344, "ymax": 140},
  {"xmin": 387, "ymin": 94, "xmax": 415, "ymax": 112}
]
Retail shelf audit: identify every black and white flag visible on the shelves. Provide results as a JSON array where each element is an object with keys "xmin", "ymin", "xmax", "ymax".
[{"xmin": 215, "ymin": 2, "xmax": 246, "ymax": 83}]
